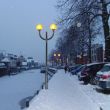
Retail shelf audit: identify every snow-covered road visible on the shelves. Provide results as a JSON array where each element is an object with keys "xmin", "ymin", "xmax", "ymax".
[{"xmin": 0, "ymin": 69, "xmax": 44, "ymax": 110}]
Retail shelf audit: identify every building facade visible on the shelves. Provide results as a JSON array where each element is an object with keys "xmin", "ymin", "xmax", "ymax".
[{"xmin": 91, "ymin": 44, "xmax": 103, "ymax": 62}]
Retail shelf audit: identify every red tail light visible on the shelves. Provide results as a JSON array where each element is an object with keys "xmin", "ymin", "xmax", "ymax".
[{"xmin": 101, "ymin": 75, "xmax": 110, "ymax": 79}]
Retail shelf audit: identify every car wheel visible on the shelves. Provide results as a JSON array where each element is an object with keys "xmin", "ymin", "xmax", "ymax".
[{"xmin": 89, "ymin": 76, "xmax": 96, "ymax": 85}]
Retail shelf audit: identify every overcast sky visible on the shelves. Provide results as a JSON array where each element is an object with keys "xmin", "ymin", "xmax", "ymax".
[{"xmin": 0, "ymin": 0, "xmax": 59, "ymax": 62}]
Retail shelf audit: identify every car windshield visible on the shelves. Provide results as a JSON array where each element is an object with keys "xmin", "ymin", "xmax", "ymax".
[{"xmin": 100, "ymin": 65, "xmax": 110, "ymax": 72}]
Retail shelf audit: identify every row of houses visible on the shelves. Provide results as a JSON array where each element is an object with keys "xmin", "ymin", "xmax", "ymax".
[{"xmin": 0, "ymin": 52, "xmax": 38, "ymax": 70}]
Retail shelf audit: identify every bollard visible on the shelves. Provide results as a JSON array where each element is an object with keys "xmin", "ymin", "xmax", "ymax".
[
  {"xmin": 100, "ymin": 107, "xmax": 103, "ymax": 110},
  {"xmin": 26, "ymin": 99, "xmax": 29, "ymax": 108},
  {"xmin": 42, "ymin": 85, "xmax": 43, "ymax": 89},
  {"xmin": 37, "ymin": 90, "xmax": 39, "ymax": 95}
]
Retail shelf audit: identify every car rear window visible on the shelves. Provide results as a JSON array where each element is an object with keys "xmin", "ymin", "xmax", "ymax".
[
  {"xmin": 87, "ymin": 64, "xmax": 104, "ymax": 72},
  {"xmin": 100, "ymin": 65, "xmax": 110, "ymax": 72}
]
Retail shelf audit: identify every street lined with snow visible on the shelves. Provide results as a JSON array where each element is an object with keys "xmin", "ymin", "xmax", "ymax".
[
  {"xmin": 25, "ymin": 70, "xmax": 110, "ymax": 110},
  {"xmin": 0, "ymin": 69, "xmax": 44, "ymax": 110}
]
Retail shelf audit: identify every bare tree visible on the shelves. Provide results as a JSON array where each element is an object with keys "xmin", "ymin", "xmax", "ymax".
[{"xmin": 57, "ymin": 0, "xmax": 110, "ymax": 61}]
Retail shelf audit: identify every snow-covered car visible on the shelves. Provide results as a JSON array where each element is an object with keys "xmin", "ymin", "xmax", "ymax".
[{"xmin": 96, "ymin": 63, "xmax": 110, "ymax": 90}]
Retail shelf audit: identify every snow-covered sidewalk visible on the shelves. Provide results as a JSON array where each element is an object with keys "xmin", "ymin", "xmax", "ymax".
[{"xmin": 25, "ymin": 70, "xmax": 100, "ymax": 110}]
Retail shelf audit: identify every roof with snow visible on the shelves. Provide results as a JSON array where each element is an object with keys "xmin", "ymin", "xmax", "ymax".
[{"xmin": 1, "ymin": 58, "xmax": 10, "ymax": 62}]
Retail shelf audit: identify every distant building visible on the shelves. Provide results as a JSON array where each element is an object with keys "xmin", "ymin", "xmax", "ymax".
[
  {"xmin": 0, "ymin": 53, "xmax": 4, "ymax": 61},
  {"xmin": 75, "ymin": 44, "xmax": 103, "ymax": 64},
  {"xmin": 6, "ymin": 54, "xmax": 18, "ymax": 68},
  {"xmin": 75, "ymin": 53, "xmax": 88, "ymax": 64},
  {"xmin": 91, "ymin": 44, "xmax": 103, "ymax": 62}
]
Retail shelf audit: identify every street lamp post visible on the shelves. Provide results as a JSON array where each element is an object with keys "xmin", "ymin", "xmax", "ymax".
[{"xmin": 36, "ymin": 24, "xmax": 57, "ymax": 89}]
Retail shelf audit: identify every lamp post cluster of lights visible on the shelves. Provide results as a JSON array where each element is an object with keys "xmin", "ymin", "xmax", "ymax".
[
  {"xmin": 36, "ymin": 23, "xmax": 57, "ymax": 89},
  {"xmin": 54, "ymin": 53, "xmax": 61, "ymax": 57},
  {"xmin": 53, "ymin": 53, "xmax": 61, "ymax": 66}
]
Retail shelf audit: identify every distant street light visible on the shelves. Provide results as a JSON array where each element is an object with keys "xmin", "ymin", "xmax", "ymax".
[
  {"xmin": 53, "ymin": 53, "xmax": 61, "ymax": 66},
  {"xmin": 58, "ymin": 53, "xmax": 61, "ymax": 57},
  {"xmin": 36, "ymin": 23, "xmax": 57, "ymax": 89},
  {"xmin": 54, "ymin": 53, "xmax": 57, "ymax": 57},
  {"xmin": 36, "ymin": 24, "xmax": 43, "ymax": 31}
]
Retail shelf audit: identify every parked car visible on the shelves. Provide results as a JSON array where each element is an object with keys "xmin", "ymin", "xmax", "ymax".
[
  {"xmin": 77, "ymin": 65, "xmax": 86, "ymax": 81},
  {"xmin": 96, "ymin": 63, "xmax": 110, "ymax": 90},
  {"xmin": 80, "ymin": 63, "xmax": 105, "ymax": 84},
  {"xmin": 71, "ymin": 65, "xmax": 84, "ymax": 75},
  {"xmin": 77, "ymin": 65, "xmax": 87, "ymax": 81},
  {"xmin": 69, "ymin": 64, "xmax": 81, "ymax": 72},
  {"xmin": 68, "ymin": 66, "xmax": 76, "ymax": 72}
]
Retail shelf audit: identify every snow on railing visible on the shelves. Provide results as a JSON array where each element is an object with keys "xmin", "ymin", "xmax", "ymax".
[{"xmin": 21, "ymin": 68, "xmax": 57, "ymax": 109}]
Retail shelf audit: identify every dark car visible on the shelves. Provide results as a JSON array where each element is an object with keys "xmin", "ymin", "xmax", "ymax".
[
  {"xmin": 71, "ymin": 65, "xmax": 84, "ymax": 75},
  {"xmin": 80, "ymin": 63, "xmax": 106, "ymax": 84},
  {"xmin": 69, "ymin": 64, "xmax": 81, "ymax": 72}
]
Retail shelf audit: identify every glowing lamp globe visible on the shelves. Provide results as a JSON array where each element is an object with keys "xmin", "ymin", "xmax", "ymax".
[
  {"xmin": 50, "ymin": 24, "xmax": 57, "ymax": 30},
  {"xmin": 58, "ymin": 54, "xmax": 61, "ymax": 57},
  {"xmin": 54, "ymin": 54, "xmax": 56, "ymax": 57},
  {"xmin": 36, "ymin": 24, "xmax": 43, "ymax": 31}
]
